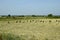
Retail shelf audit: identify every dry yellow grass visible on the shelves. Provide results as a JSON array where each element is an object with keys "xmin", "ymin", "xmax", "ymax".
[{"xmin": 0, "ymin": 19, "xmax": 60, "ymax": 40}]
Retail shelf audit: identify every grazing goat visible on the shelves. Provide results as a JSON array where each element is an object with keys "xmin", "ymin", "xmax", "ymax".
[
  {"xmin": 16, "ymin": 21, "xmax": 18, "ymax": 23},
  {"xmin": 49, "ymin": 20, "xmax": 51, "ymax": 23},
  {"xmin": 40, "ymin": 20, "xmax": 44, "ymax": 23},
  {"xmin": 8, "ymin": 21, "xmax": 10, "ymax": 24},
  {"xmin": 19, "ymin": 20, "xmax": 21, "ymax": 23},
  {"xmin": 56, "ymin": 20, "xmax": 60, "ymax": 22}
]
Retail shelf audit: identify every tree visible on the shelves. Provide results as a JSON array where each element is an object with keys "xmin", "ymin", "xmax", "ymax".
[
  {"xmin": 8, "ymin": 14, "xmax": 11, "ymax": 17},
  {"xmin": 48, "ymin": 14, "xmax": 53, "ymax": 17},
  {"xmin": 32, "ymin": 15, "xmax": 36, "ymax": 17}
]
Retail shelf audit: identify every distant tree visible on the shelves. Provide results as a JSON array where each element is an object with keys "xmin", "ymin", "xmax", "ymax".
[
  {"xmin": 8, "ymin": 14, "xmax": 11, "ymax": 17},
  {"xmin": 32, "ymin": 15, "xmax": 36, "ymax": 17},
  {"xmin": 48, "ymin": 14, "xmax": 53, "ymax": 17}
]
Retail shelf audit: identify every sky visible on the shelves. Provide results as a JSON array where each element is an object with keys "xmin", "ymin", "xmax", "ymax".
[{"xmin": 0, "ymin": 0, "xmax": 60, "ymax": 15}]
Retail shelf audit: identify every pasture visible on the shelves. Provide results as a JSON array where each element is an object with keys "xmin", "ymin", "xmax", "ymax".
[{"xmin": 0, "ymin": 18, "xmax": 60, "ymax": 40}]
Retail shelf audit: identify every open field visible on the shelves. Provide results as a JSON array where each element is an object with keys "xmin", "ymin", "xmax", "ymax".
[{"xmin": 0, "ymin": 18, "xmax": 60, "ymax": 40}]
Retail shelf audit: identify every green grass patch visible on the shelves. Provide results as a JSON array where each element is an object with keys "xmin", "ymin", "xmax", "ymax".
[{"xmin": 0, "ymin": 32, "xmax": 38, "ymax": 40}]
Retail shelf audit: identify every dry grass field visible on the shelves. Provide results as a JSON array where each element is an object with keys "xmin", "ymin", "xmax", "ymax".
[{"xmin": 0, "ymin": 18, "xmax": 60, "ymax": 40}]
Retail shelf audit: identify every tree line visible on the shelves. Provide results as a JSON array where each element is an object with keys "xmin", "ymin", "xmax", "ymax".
[{"xmin": 0, "ymin": 14, "xmax": 60, "ymax": 18}]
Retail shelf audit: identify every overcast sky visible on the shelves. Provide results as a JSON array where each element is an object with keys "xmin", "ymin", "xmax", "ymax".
[{"xmin": 0, "ymin": 0, "xmax": 60, "ymax": 15}]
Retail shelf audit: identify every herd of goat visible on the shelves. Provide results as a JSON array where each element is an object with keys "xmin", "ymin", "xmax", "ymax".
[{"xmin": 7, "ymin": 19, "xmax": 60, "ymax": 24}]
